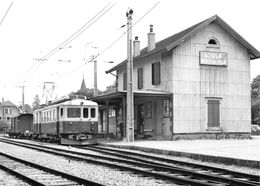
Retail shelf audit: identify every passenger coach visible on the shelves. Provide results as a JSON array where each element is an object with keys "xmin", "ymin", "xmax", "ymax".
[{"xmin": 33, "ymin": 96, "xmax": 98, "ymax": 145}]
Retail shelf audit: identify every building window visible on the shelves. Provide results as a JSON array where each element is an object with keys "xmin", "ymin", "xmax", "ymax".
[
  {"xmin": 4, "ymin": 108, "xmax": 8, "ymax": 114},
  {"xmin": 60, "ymin": 108, "xmax": 63, "ymax": 117},
  {"xmin": 163, "ymin": 99, "xmax": 170, "ymax": 117},
  {"xmin": 137, "ymin": 68, "xmax": 143, "ymax": 89},
  {"xmin": 123, "ymin": 73, "xmax": 127, "ymax": 90},
  {"xmin": 152, "ymin": 62, "xmax": 160, "ymax": 85},
  {"xmin": 109, "ymin": 107, "xmax": 116, "ymax": 117},
  {"xmin": 207, "ymin": 99, "xmax": 221, "ymax": 128},
  {"xmin": 207, "ymin": 37, "xmax": 219, "ymax": 48},
  {"xmin": 9, "ymin": 108, "xmax": 12, "ymax": 114}
]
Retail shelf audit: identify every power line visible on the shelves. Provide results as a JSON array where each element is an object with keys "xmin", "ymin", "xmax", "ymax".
[
  {"xmin": 41, "ymin": 2, "xmax": 116, "ymax": 60},
  {"xmin": 58, "ymin": 1, "xmax": 160, "ymax": 78},
  {"xmin": 0, "ymin": 1, "xmax": 13, "ymax": 26},
  {"xmin": 20, "ymin": 1, "xmax": 117, "ymax": 82}
]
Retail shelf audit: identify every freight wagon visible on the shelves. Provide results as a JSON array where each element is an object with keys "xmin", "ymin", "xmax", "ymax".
[{"xmin": 9, "ymin": 113, "xmax": 33, "ymax": 139}]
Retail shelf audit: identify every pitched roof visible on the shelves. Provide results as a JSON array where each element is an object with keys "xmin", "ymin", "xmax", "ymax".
[
  {"xmin": 106, "ymin": 15, "xmax": 260, "ymax": 73},
  {"xmin": 0, "ymin": 100, "xmax": 17, "ymax": 107}
]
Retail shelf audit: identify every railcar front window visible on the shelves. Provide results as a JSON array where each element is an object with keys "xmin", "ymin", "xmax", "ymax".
[
  {"xmin": 83, "ymin": 108, "xmax": 89, "ymax": 118},
  {"xmin": 91, "ymin": 108, "xmax": 96, "ymax": 118},
  {"xmin": 67, "ymin": 108, "xmax": 81, "ymax": 118}
]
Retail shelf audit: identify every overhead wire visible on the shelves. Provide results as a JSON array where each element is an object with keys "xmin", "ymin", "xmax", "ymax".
[
  {"xmin": 58, "ymin": 1, "xmax": 160, "ymax": 78},
  {"xmin": 20, "ymin": 1, "xmax": 116, "ymax": 82},
  {"xmin": 0, "ymin": 1, "xmax": 13, "ymax": 26}
]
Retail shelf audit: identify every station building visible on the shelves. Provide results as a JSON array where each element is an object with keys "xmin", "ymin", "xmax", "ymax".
[{"xmin": 92, "ymin": 15, "xmax": 260, "ymax": 140}]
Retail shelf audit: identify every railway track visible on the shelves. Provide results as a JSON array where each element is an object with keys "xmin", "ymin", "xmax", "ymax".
[
  {"xmin": 0, "ymin": 151, "xmax": 103, "ymax": 186},
  {"xmin": 0, "ymin": 138, "xmax": 259, "ymax": 186},
  {"xmin": 80, "ymin": 145, "xmax": 260, "ymax": 185}
]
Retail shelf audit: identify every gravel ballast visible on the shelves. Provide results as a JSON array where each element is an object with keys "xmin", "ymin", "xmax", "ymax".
[{"xmin": 0, "ymin": 142, "xmax": 178, "ymax": 186}]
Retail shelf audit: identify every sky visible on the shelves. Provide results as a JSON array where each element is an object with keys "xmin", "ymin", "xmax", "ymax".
[{"xmin": 0, "ymin": 0, "xmax": 260, "ymax": 106}]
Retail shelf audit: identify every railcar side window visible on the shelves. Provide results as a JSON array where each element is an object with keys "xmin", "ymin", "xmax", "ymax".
[
  {"xmin": 91, "ymin": 108, "xmax": 96, "ymax": 118},
  {"xmin": 67, "ymin": 108, "xmax": 81, "ymax": 118},
  {"xmin": 83, "ymin": 108, "xmax": 89, "ymax": 118}
]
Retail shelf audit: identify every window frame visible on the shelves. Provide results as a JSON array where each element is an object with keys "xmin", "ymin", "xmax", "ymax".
[{"xmin": 207, "ymin": 37, "xmax": 220, "ymax": 49}]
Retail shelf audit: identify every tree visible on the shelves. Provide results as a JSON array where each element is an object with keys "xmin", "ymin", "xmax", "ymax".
[
  {"xmin": 0, "ymin": 120, "xmax": 7, "ymax": 133},
  {"xmin": 101, "ymin": 81, "xmax": 117, "ymax": 95},
  {"xmin": 32, "ymin": 94, "xmax": 41, "ymax": 111},
  {"xmin": 251, "ymin": 75, "xmax": 260, "ymax": 124}
]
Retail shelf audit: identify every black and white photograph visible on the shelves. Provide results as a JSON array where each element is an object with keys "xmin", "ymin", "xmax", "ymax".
[{"xmin": 0, "ymin": 0, "xmax": 260, "ymax": 185}]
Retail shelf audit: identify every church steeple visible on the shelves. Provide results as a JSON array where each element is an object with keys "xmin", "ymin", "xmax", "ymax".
[{"xmin": 80, "ymin": 75, "xmax": 87, "ymax": 92}]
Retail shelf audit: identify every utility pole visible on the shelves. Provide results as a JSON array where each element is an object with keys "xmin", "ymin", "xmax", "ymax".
[
  {"xmin": 94, "ymin": 60, "xmax": 98, "ymax": 97},
  {"xmin": 126, "ymin": 8, "xmax": 134, "ymax": 142},
  {"xmin": 22, "ymin": 85, "xmax": 25, "ymax": 113}
]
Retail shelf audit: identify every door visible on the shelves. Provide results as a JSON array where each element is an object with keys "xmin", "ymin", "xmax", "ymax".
[
  {"xmin": 207, "ymin": 99, "xmax": 220, "ymax": 128},
  {"xmin": 137, "ymin": 104, "xmax": 144, "ymax": 134}
]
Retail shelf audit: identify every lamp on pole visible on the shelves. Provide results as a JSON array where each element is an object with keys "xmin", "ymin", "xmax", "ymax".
[{"xmin": 126, "ymin": 8, "xmax": 134, "ymax": 142}]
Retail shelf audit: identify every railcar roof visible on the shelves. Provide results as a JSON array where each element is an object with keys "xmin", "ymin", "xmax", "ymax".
[{"xmin": 34, "ymin": 99, "xmax": 98, "ymax": 112}]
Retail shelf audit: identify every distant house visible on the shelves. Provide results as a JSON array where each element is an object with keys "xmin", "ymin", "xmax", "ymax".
[
  {"xmin": 92, "ymin": 15, "xmax": 260, "ymax": 140},
  {"xmin": 0, "ymin": 99, "xmax": 21, "ymax": 131}
]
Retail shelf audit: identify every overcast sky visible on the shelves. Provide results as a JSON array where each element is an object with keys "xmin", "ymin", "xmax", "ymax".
[{"xmin": 0, "ymin": 0, "xmax": 260, "ymax": 106}]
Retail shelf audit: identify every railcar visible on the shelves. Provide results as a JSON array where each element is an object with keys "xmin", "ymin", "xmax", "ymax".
[
  {"xmin": 9, "ymin": 113, "xmax": 33, "ymax": 139},
  {"xmin": 33, "ymin": 95, "xmax": 98, "ymax": 145}
]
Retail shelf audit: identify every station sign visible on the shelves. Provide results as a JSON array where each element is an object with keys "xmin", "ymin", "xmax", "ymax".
[{"xmin": 199, "ymin": 51, "xmax": 227, "ymax": 66}]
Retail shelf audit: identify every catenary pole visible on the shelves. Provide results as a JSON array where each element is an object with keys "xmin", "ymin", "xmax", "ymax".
[
  {"xmin": 94, "ymin": 60, "xmax": 98, "ymax": 97},
  {"xmin": 126, "ymin": 9, "xmax": 134, "ymax": 142}
]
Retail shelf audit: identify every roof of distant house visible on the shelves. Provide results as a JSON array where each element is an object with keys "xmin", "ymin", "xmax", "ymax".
[
  {"xmin": 106, "ymin": 15, "xmax": 260, "ymax": 73},
  {"xmin": 0, "ymin": 100, "xmax": 17, "ymax": 107}
]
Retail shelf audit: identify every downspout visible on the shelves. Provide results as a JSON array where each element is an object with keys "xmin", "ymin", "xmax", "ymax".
[{"xmin": 171, "ymin": 94, "xmax": 174, "ymax": 140}]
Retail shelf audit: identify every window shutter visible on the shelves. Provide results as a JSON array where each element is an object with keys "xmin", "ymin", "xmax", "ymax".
[
  {"xmin": 138, "ymin": 68, "xmax": 143, "ymax": 89},
  {"xmin": 207, "ymin": 100, "xmax": 220, "ymax": 127},
  {"xmin": 123, "ymin": 73, "xmax": 127, "ymax": 90},
  {"xmin": 152, "ymin": 62, "xmax": 160, "ymax": 85}
]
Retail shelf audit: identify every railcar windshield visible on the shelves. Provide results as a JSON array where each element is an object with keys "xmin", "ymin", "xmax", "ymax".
[
  {"xmin": 67, "ymin": 108, "xmax": 81, "ymax": 118},
  {"xmin": 91, "ymin": 108, "xmax": 96, "ymax": 118},
  {"xmin": 83, "ymin": 108, "xmax": 88, "ymax": 118}
]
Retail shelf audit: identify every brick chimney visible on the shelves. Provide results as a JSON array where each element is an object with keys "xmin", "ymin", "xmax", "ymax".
[
  {"xmin": 133, "ymin": 36, "xmax": 140, "ymax": 57},
  {"xmin": 148, "ymin": 25, "xmax": 155, "ymax": 52}
]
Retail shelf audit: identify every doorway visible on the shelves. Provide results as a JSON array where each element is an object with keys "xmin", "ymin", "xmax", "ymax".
[{"xmin": 137, "ymin": 104, "xmax": 144, "ymax": 135}]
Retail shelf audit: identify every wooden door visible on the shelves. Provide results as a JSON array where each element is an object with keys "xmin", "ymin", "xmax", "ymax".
[{"xmin": 207, "ymin": 100, "xmax": 220, "ymax": 128}]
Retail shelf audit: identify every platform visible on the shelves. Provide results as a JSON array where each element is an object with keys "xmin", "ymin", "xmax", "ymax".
[{"xmin": 98, "ymin": 136, "xmax": 260, "ymax": 169}]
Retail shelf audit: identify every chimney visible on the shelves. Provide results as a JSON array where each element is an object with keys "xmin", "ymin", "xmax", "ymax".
[
  {"xmin": 148, "ymin": 25, "xmax": 155, "ymax": 52},
  {"xmin": 133, "ymin": 36, "xmax": 140, "ymax": 57}
]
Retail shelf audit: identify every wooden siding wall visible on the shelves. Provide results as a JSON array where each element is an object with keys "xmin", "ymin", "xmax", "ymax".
[
  {"xmin": 172, "ymin": 22, "xmax": 251, "ymax": 133},
  {"xmin": 117, "ymin": 52, "xmax": 173, "ymax": 92}
]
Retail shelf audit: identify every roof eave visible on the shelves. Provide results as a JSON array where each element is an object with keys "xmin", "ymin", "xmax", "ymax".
[{"xmin": 106, "ymin": 48, "xmax": 167, "ymax": 74}]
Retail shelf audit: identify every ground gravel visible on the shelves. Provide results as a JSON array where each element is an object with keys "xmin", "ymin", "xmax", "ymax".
[
  {"xmin": 0, "ymin": 169, "xmax": 30, "ymax": 186},
  {"xmin": 0, "ymin": 142, "xmax": 178, "ymax": 186}
]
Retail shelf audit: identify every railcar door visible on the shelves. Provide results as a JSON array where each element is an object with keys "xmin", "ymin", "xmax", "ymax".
[{"xmin": 56, "ymin": 107, "xmax": 60, "ymax": 136}]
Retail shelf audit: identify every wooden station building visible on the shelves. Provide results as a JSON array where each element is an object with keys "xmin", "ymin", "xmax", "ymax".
[{"xmin": 92, "ymin": 15, "xmax": 260, "ymax": 140}]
